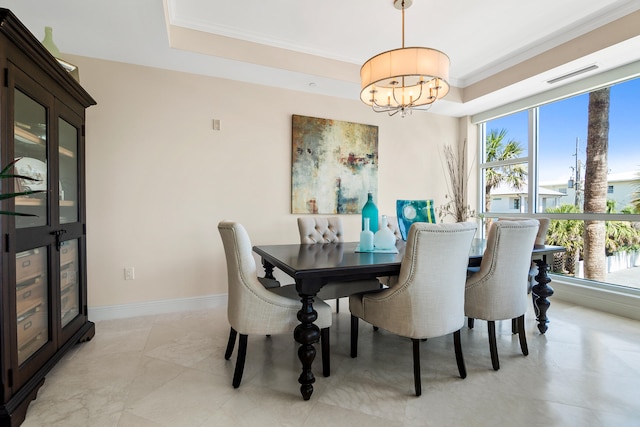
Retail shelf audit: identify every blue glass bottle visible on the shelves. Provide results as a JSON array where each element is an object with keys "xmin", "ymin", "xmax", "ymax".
[{"xmin": 361, "ymin": 192, "xmax": 379, "ymax": 232}]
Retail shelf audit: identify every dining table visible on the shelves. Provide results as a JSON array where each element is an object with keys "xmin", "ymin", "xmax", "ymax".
[{"xmin": 253, "ymin": 239, "xmax": 564, "ymax": 400}]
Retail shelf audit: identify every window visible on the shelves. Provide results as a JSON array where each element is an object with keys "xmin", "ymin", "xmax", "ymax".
[{"xmin": 479, "ymin": 76, "xmax": 640, "ymax": 293}]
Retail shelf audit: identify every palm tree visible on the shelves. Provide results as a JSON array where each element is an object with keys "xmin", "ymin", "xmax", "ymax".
[
  {"xmin": 546, "ymin": 204, "xmax": 583, "ymax": 274},
  {"xmin": 583, "ymin": 87, "xmax": 610, "ymax": 282},
  {"xmin": 484, "ymin": 128, "xmax": 527, "ymax": 213}
]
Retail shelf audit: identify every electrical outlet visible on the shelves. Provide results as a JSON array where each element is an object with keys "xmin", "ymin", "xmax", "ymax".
[{"xmin": 124, "ymin": 267, "xmax": 135, "ymax": 280}]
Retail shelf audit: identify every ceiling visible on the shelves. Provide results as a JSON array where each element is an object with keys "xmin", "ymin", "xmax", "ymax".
[{"xmin": 4, "ymin": 0, "xmax": 640, "ymax": 117}]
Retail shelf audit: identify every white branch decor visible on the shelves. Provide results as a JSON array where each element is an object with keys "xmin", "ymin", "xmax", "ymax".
[{"xmin": 438, "ymin": 139, "xmax": 475, "ymax": 223}]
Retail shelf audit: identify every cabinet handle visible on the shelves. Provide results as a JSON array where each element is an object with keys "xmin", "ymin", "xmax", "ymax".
[
  {"xmin": 22, "ymin": 260, "xmax": 31, "ymax": 268},
  {"xmin": 23, "ymin": 320, "xmax": 32, "ymax": 330},
  {"xmin": 21, "ymin": 290, "xmax": 32, "ymax": 299},
  {"xmin": 50, "ymin": 229, "xmax": 67, "ymax": 250}
]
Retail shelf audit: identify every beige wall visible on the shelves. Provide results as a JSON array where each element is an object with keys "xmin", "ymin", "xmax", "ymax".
[{"xmin": 67, "ymin": 55, "xmax": 461, "ymax": 309}]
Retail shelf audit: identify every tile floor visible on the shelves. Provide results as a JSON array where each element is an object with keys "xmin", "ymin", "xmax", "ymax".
[{"xmin": 21, "ymin": 298, "xmax": 640, "ymax": 427}]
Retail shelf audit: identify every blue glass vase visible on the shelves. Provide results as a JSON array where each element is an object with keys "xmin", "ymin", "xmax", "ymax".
[{"xmin": 362, "ymin": 192, "xmax": 379, "ymax": 232}]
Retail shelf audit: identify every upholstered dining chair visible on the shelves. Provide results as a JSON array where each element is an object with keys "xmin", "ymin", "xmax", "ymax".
[
  {"xmin": 494, "ymin": 217, "xmax": 551, "ymax": 332},
  {"xmin": 349, "ymin": 222, "xmax": 478, "ymax": 396},
  {"xmin": 465, "ymin": 219, "xmax": 539, "ymax": 371},
  {"xmin": 297, "ymin": 216, "xmax": 382, "ymax": 312},
  {"xmin": 218, "ymin": 220, "xmax": 332, "ymax": 388}
]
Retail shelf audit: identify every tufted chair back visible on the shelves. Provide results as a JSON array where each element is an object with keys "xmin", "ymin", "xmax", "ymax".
[{"xmin": 297, "ymin": 216, "xmax": 344, "ymax": 244}]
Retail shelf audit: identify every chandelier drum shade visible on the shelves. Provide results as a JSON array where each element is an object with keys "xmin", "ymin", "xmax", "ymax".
[{"xmin": 360, "ymin": 0, "xmax": 450, "ymax": 116}]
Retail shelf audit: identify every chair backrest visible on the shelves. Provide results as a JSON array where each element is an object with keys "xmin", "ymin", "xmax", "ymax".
[
  {"xmin": 382, "ymin": 222, "xmax": 478, "ymax": 338},
  {"xmin": 497, "ymin": 217, "xmax": 550, "ymax": 248},
  {"xmin": 467, "ymin": 220, "xmax": 539, "ymax": 320},
  {"xmin": 297, "ymin": 216, "xmax": 343, "ymax": 243}
]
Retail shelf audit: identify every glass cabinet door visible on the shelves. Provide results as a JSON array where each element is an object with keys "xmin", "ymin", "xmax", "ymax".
[
  {"xmin": 58, "ymin": 118, "xmax": 78, "ymax": 224},
  {"xmin": 15, "ymin": 247, "xmax": 49, "ymax": 365},
  {"xmin": 14, "ymin": 89, "xmax": 48, "ymax": 228}
]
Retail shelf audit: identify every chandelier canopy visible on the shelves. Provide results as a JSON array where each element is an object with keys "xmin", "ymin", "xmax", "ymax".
[{"xmin": 360, "ymin": 0, "xmax": 450, "ymax": 117}]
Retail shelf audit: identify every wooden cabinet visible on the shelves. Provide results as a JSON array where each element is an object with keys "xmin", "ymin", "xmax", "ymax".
[{"xmin": 0, "ymin": 9, "xmax": 96, "ymax": 426}]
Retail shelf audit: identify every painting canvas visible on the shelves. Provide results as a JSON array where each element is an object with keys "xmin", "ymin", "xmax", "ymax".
[{"xmin": 291, "ymin": 115, "xmax": 378, "ymax": 214}]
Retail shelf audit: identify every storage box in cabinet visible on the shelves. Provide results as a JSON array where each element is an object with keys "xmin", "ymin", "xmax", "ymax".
[
  {"xmin": 59, "ymin": 242, "xmax": 77, "ymax": 266},
  {"xmin": 16, "ymin": 249, "xmax": 45, "ymax": 283},
  {"xmin": 60, "ymin": 265, "xmax": 77, "ymax": 291},
  {"xmin": 17, "ymin": 308, "xmax": 47, "ymax": 347},
  {"xmin": 16, "ymin": 278, "xmax": 45, "ymax": 316},
  {"xmin": 61, "ymin": 285, "xmax": 79, "ymax": 322},
  {"xmin": 17, "ymin": 334, "xmax": 47, "ymax": 365}
]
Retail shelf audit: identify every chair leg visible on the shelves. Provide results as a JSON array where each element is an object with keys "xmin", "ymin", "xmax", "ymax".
[
  {"xmin": 453, "ymin": 329, "xmax": 467, "ymax": 379},
  {"xmin": 321, "ymin": 327, "xmax": 330, "ymax": 377},
  {"xmin": 225, "ymin": 327, "xmax": 237, "ymax": 360},
  {"xmin": 488, "ymin": 321, "xmax": 500, "ymax": 371},
  {"xmin": 412, "ymin": 339, "xmax": 422, "ymax": 397},
  {"xmin": 468, "ymin": 317, "xmax": 475, "ymax": 329},
  {"xmin": 511, "ymin": 318, "xmax": 518, "ymax": 334},
  {"xmin": 336, "ymin": 298, "xmax": 340, "ymax": 313},
  {"xmin": 517, "ymin": 315, "xmax": 529, "ymax": 356},
  {"xmin": 232, "ymin": 334, "xmax": 248, "ymax": 388},
  {"xmin": 350, "ymin": 315, "xmax": 359, "ymax": 358}
]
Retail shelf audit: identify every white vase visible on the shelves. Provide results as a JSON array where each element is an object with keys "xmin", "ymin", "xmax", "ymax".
[
  {"xmin": 360, "ymin": 218, "xmax": 374, "ymax": 251},
  {"xmin": 374, "ymin": 215, "xmax": 396, "ymax": 250}
]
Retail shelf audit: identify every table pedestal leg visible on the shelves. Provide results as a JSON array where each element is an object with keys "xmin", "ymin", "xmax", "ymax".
[
  {"xmin": 532, "ymin": 257, "xmax": 554, "ymax": 334},
  {"xmin": 294, "ymin": 294, "xmax": 319, "ymax": 400}
]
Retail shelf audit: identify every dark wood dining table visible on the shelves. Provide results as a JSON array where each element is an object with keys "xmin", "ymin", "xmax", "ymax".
[{"xmin": 253, "ymin": 239, "xmax": 564, "ymax": 400}]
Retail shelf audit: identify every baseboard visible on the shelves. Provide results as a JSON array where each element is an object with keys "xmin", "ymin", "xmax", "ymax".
[
  {"xmin": 88, "ymin": 294, "xmax": 228, "ymax": 322},
  {"xmin": 551, "ymin": 276, "xmax": 640, "ymax": 321},
  {"xmin": 87, "ymin": 281, "xmax": 640, "ymax": 323}
]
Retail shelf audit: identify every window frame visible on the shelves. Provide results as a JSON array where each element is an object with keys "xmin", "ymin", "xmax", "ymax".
[{"xmin": 475, "ymin": 72, "xmax": 640, "ymax": 300}]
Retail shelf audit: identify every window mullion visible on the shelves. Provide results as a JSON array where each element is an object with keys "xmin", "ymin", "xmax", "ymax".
[{"xmin": 528, "ymin": 108, "xmax": 538, "ymax": 214}]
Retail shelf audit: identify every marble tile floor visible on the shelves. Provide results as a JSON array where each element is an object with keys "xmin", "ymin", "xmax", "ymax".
[{"xmin": 21, "ymin": 299, "xmax": 640, "ymax": 427}]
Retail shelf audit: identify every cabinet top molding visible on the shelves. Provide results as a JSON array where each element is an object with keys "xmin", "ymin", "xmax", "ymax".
[{"xmin": 0, "ymin": 8, "xmax": 96, "ymax": 108}]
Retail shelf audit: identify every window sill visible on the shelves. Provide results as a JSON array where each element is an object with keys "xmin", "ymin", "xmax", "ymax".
[{"xmin": 550, "ymin": 274, "xmax": 640, "ymax": 321}]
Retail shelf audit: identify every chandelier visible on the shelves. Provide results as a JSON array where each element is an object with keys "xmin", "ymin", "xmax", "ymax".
[{"xmin": 360, "ymin": 0, "xmax": 450, "ymax": 117}]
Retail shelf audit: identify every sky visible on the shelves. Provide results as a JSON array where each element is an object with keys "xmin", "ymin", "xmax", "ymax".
[{"xmin": 486, "ymin": 76, "xmax": 640, "ymax": 184}]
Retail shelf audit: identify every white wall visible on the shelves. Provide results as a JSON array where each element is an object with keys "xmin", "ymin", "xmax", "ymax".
[{"xmin": 67, "ymin": 55, "xmax": 461, "ymax": 311}]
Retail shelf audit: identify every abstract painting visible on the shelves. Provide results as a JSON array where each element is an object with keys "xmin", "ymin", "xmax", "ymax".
[{"xmin": 291, "ymin": 115, "xmax": 378, "ymax": 214}]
